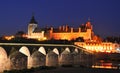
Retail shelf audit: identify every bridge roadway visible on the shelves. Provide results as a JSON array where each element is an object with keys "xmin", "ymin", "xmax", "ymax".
[{"xmin": 0, "ymin": 43, "xmax": 93, "ymax": 53}]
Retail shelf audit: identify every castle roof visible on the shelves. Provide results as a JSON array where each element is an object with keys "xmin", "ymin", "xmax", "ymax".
[
  {"xmin": 33, "ymin": 27, "xmax": 50, "ymax": 33},
  {"xmin": 29, "ymin": 15, "xmax": 38, "ymax": 24},
  {"xmin": 33, "ymin": 28, "xmax": 42, "ymax": 32}
]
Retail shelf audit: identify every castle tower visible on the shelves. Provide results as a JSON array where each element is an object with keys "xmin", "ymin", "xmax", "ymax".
[
  {"xmin": 85, "ymin": 18, "xmax": 93, "ymax": 30},
  {"xmin": 28, "ymin": 15, "xmax": 38, "ymax": 37}
]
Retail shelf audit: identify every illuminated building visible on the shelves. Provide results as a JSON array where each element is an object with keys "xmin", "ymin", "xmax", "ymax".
[
  {"xmin": 3, "ymin": 35, "xmax": 15, "ymax": 40},
  {"xmin": 75, "ymin": 42, "xmax": 119, "ymax": 53},
  {"xmin": 27, "ymin": 16, "xmax": 120, "ymax": 53},
  {"xmin": 48, "ymin": 21, "xmax": 93, "ymax": 40},
  {"xmin": 28, "ymin": 16, "xmax": 46, "ymax": 40},
  {"xmin": 28, "ymin": 16, "xmax": 94, "ymax": 41}
]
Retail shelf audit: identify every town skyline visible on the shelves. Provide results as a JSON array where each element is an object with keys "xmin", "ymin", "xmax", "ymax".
[{"xmin": 0, "ymin": 0, "xmax": 120, "ymax": 38}]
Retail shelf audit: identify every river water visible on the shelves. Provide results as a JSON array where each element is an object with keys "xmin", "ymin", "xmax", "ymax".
[{"xmin": 92, "ymin": 60, "xmax": 120, "ymax": 69}]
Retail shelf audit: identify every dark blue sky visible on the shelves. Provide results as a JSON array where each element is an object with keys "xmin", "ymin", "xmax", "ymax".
[{"xmin": 0, "ymin": 0, "xmax": 120, "ymax": 38}]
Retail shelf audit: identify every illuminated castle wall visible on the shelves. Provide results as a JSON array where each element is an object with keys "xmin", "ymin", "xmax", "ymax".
[
  {"xmin": 48, "ymin": 21, "xmax": 93, "ymax": 40},
  {"xmin": 28, "ymin": 16, "xmax": 93, "ymax": 41}
]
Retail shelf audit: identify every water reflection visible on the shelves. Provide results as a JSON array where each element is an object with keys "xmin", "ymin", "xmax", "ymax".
[{"xmin": 92, "ymin": 60, "xmax": 120, "ymax": 69}]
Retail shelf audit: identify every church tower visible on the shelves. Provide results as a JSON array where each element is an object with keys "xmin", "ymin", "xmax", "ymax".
[
  {"xmin": 85, "ymin": 18, "xmax": 92, "ymax": 30},
  {"xmin": 28, "ymin": 15, "xmax": 38, "ymax": 37}
]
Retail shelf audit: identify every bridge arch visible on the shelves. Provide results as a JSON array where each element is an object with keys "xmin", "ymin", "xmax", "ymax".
[
  {"xmin": 65, "ymin": 47, "xmax": 71, "ymax": 52},
  {"xmin": 53, "ymin": 48, "xmax": 59, "ymax": 55},
  {"xmin": 59, "ymin": 47, "xmax": 73, "ymax": 66},
  {"xmin": 38, "ymin": 46, "xmax": 46, "ymax": 55},
  {"xmin": 0, "ymin": 46, "xmax": 8, "ymax": 58},
  {"xmin": 31, "ymin": 51, "xmax": 46, "ymax": 68},
  {"xmin": 9, "ymin": 51, "xmax": 27, "ymax": 70},
  {"xmin": 19, "ymin": 46, "xmax": 31, "ymax": 68},
  {"xmin": 19, "ymin": 46, "xmax": 30, "ymax": 56},
  {"xmin": 46, "ymin": 51, "xmax": 58, "ymax": 66},
  {"xmin": 72, "ymin": 48, "xmax": 80, "ymax": 66},
  {"xmin": 0, "ymin": 47, "xmax": 8, "ymax": 72},
  {"xmin": 74, "ymin": 48, "xmax": 79, "ymax": 53}
]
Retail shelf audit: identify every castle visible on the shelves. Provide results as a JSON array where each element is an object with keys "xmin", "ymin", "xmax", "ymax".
[
  {"xmin": 27, "ymin": 16, "xmax": 120, "ymax": 53},
  {"xmin": 28, "ymin": 16, "xmax": 94, "ymax": 41}
]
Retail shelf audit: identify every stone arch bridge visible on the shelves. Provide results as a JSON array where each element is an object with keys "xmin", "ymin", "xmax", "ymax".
[{"xmin": 0, "ymin": 43, "xmax": 94, "ymax": 72}]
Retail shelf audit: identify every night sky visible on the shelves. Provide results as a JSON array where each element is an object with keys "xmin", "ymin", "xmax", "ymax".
[{"xmin": 0, "ymin": 0, "xmax": 120, "ymax": 38}]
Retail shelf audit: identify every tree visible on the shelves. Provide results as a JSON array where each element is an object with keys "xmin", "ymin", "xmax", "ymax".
[{"xmin": 15, "ymin": 31, "xmax": 25, "ymax": 38}]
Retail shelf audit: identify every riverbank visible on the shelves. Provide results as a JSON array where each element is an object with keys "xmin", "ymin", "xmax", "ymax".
[
  {"xmin": 34, "ymin": 67, "xmax": 120, "ymax": 73},
  {"xmin": 4, "ymin": 66, "xmax": 120, "ymax": 73}
]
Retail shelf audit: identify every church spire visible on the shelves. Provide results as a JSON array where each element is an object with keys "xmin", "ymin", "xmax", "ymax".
[
  {"xmin": 29, "ymin": 15, "xmax": 38, "ymax": 24},
  {"xmin": 88, "ymin": 17, "xmax": 91, "ymax": 22}
]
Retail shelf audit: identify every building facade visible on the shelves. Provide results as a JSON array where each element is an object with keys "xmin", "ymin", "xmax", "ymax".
[
  {"xmin": 27, "ymin": 16, "xmax": 94, "ymax": 41},
  {"xmin": 48, "ymin": 22, "xmax": 93, "ymax": 40},
  {"xmin": 28, "ymin": 16, "xmax": 46, "ymax": 40},
  {"xmin": 74, "ymin": 42, "xmax": 119, "ymax": 53}
]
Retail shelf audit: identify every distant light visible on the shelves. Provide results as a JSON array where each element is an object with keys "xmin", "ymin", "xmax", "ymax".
[
  {"xmin": 43, "ymin": 37, "xmax": 47, "ymax": 40},
  {"xmin": 116, "ymin": 48, "xmax": 120, "ymax": 51},
  {"xmin": 105, "ymin": 50, "xmax": 111, "ymax": 53},
  {"xmin": 37, "ymin": 37, "xmax": 47, "ymax": 41},
  {"xmin": 116, "ymin": 48, "xmax": 120, "ymax": 53},
  {"xmin": 4, "ymin": 35, "xmax": 14, "ymax": 40}
]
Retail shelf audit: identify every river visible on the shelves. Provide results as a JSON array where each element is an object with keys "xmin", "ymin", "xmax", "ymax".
[{"xmin": 92, "ymin": 60, "xmax": 120, "ymax": 69}]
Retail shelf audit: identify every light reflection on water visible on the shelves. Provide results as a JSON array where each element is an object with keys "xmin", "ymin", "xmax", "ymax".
[{"xmin": 92, "ymin": 60, "xmax": 120, "ymax": 69}]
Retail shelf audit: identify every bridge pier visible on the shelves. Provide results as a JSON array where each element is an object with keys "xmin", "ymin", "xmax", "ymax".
[
  {"xmin": 9, "ymin": 51, "xmax": 27, "ymax": 70},
  {"xmin": 46, "ymin": 51, "xmax": 59, "ymax": 67},
  {"xmin": 59, "ymin": 48, "xmax": 73, "ymax": 66},
  {"xmin": 31, "ymin": 51, "xmax": 46, "ymax": 68},
  {"xmin": 72, "ymin": 49, "xmax": 81, "ymax": 66}
]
